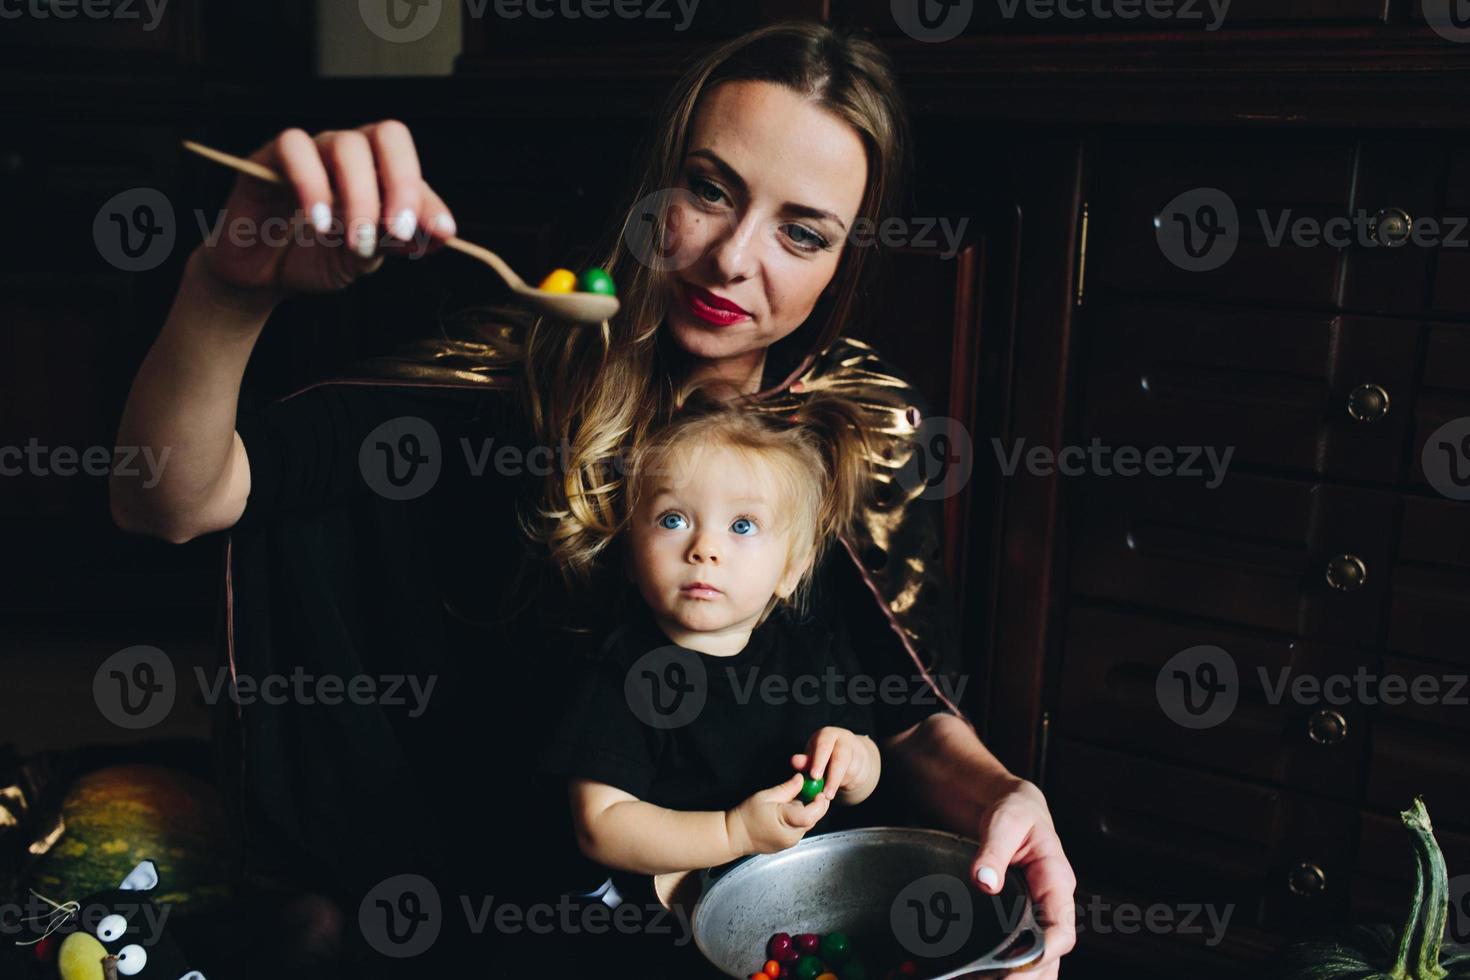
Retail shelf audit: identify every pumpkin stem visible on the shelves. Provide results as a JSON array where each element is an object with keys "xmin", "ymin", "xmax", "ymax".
[{"xmin": 1393, "ymin": 797, "xmax": 1449, "ymax": 980}]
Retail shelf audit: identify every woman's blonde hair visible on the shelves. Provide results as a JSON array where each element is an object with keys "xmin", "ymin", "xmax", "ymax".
[
  {"xmin": 457, "ymin": 20, "xmax": 912, "ymax": 589},
  {"xmin": 622, "ymin": 384, "xmax": 875, "ymax": 623}
]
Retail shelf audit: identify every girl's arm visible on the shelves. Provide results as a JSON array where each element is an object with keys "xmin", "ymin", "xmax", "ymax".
[
  {"xmin": 569, "ymin": 778, "xmax": 744, "ymax": 876},
  {"xmin": 569, "ymin": 771, "xmax": 829, "ymax": 876}
]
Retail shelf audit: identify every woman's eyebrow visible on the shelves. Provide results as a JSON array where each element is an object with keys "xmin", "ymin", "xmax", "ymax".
[{"xmin": 687, "ymin": 148, "xmax": 849, "ymax": 233}]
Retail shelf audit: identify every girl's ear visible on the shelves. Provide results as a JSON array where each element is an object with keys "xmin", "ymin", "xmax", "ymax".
[{"xmin": 777, "ymin": 548, "xmax": 815, "ymax": 599}]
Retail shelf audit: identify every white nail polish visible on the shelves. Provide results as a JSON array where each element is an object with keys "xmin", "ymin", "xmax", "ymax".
[
  {"xmin": 977, "ymin": 866, "xmax": 1000, "ymax": 891},
  {"xmin": 353, "ymin": 222, "xmax": 376, "ymax": 259},
  {"xmin": 432, "ymin": 213, "xmax": 456, "ymax": 236},
  {"xmin": 390, "ymin": 208, "xmax": 416, "ymax": 241},
  {"xmin": 311, "ymin": 202, "xmax": 332, "ymax": 233}
]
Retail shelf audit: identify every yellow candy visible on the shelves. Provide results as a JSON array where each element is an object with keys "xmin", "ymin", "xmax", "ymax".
[{"xmin": 538, "ymin": 268, "xmax": 577, "ymax": 293}]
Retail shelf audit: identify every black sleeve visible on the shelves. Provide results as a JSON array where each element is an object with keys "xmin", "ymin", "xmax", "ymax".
[
  {"xmin": 814, "ymin": 545, "xmax": 958, "ymax": 742},
  {"xmin": 536, "ymin": 651, "xmax": 662, "ymax": 800},
  {"xmin": 232, "ymin": 381, "xmax": 516, "ymax": 533}
]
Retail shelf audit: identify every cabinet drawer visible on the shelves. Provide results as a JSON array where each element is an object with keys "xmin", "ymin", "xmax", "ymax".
[
  {"xmin": 1070, "ymin": 473, "xmax": 1396, "ymax": 646},
  {"xmin": 1389, "ymin": 495, "xmax": 1470, "ymax": 667},
  {"xmin": 1088, "ymin": 136, "xmax": 1355, "ymax": 308},
  {"xmin": 1081, "ymin": 303, "xmax": 1418, "ymax": 482},
  {"xmin": 1430, "ymin": 146, "xmax": 1470, "ymax": 315},
  {"xmin": 1047, "ymin": 739, "xmax": 1356, "ymax": 933},
  {"xmin": 1364, "ymin": 654, "xmax": 1470, "ymax": 832},
  {"xmin": 1056, "ymin": 605, "xmax": 1369, "ymax": 797}
]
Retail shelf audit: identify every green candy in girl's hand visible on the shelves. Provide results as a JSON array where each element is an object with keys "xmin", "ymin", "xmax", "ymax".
[
  {"xmin": 799, "ymin": 774, "xmax": 825, "ymax": 804},
  {"xmin": 577, "ymin": 267, "xmax": 616, "ymax": 296}
]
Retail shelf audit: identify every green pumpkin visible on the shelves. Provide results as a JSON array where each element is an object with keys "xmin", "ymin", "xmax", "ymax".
[{"xmin": 1279, "ymin": 798, "xmax": 1470, "ymax": 979}]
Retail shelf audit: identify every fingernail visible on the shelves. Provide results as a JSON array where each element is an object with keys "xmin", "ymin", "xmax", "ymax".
[
  {"xmin": 390, "ymin": 208, "xmax": 417, "ymax": 242},
  {"xmin": 432, "ymin": 212, "xmax": 456, "ymax": 236},
  {"xmin": 310, "ymin": 202, "xmax": 332, "ymax": 233},
  {"xmin": 353, "ymin": 222, "xmax": 377, "ymax": 259},
  {"xmin": 977, "ymin": 866, "xmax": 1000, "ymax": 891}
]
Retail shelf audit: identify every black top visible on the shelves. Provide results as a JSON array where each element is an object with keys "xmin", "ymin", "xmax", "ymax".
[
  {"xmin": 227, "ymin": 374, "xmax": 951, "ymax": 902},
  {"xmin": 539, "ymin": 600, "xmax": 891, "ymax": 813}
]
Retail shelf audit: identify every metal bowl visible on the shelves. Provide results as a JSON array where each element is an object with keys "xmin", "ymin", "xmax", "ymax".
[{"xmin": 690, "ymin": 827, "xmax": 1044, "ymax": 979}]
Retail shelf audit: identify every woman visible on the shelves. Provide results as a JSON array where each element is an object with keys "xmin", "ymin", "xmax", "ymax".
[{"xmin": 111, "ymin": 21, "xmax": 1076, "ymax": 978}]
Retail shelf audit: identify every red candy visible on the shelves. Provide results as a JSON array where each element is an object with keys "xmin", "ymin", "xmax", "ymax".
[
  {"xmin": 795, "ymin": 933, "xmax": 820, "ymax": 955},
  {"xmin": 768, "ymin": 932, "xmax": 799, "ymax": 964}
]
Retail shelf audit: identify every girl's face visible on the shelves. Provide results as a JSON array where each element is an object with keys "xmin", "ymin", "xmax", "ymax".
[
  {"xmin": 661, "ymin": 79, "xmax": 869, "ymax": 385},
  {"xmin": 627, "ymin": 443, "xmax": 808, "ymax": 645}
]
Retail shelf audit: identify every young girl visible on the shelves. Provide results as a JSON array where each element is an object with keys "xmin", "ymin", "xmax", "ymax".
[{"xmin": 538, "ymin": 387, "xmax": 883, "ymax": 902}]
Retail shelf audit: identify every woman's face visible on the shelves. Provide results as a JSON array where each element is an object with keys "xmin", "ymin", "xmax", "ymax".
[{"xmin": 660, "ymin": 80, "xmax": 869, "ymax": 382}]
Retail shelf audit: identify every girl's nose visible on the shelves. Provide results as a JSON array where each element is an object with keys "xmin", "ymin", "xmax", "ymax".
[{"xmin": 688, "ymin": 533, "xmax": 721, "ymax": 564}]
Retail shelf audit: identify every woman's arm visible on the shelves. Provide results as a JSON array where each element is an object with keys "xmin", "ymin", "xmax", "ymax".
[
  {"xmin": 883, "ymin": 713, "xmax": 1078, "ymax": 979},
  {"xmin": 110, "ymin": 247, "xmax": 274, "ymax": 543}
]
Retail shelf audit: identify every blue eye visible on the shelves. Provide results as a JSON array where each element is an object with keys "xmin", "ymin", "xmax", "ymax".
[
  {"xmin": 731, "ymin": 517, "xmax": 757, "ymax": 536},
  {"xmin": 658, "ymin": 513, "xmax": 688, "ymax": 530}
]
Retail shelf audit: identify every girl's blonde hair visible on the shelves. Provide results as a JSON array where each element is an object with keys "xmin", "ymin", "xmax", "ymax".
[
  {"xmin": 451, "ymin": 21, "xmax": 912, "ymax": 589},
  {"xmin": 622, "ymin": 384, "xmax": 874, "ymax": 623}
]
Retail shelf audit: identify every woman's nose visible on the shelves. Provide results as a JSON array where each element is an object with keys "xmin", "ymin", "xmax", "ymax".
[{"xmin": 706, "ymin": 213, "xmax": 760, "ymax": 283}]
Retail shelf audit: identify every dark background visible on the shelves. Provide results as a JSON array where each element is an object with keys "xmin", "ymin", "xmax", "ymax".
[{"xmin": 3, "ymin": 1, "xmax": 1469, "ymax": 976}]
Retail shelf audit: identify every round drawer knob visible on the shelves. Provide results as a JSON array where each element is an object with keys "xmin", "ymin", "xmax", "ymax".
[
  {"xmin": 1371, "ymin": 207, "xmax": 1413, "ymax": 247},
  {"xmin": 1307, "ymin": 709, "xmax": 1348, "ymax": 746},
  {"xmin": 1346, "ymin": 383, "xmax": 1391, "ymax": 423},
  {"xmin": 1288, "ymin": 862, "xmax": 1327, "ymax": 897},
  {"xmin": 1325, "ymin": 554, "xmax": 1368, "ymax": 592}
]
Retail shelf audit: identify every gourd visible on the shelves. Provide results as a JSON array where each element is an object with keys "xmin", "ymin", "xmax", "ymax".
[{"xmin": 1279, "ymin": 797, "xmax": 1470, "ymax": 979}]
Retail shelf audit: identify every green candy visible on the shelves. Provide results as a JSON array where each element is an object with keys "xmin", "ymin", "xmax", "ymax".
[
  {"xmin": 793, "ymin": 954, "xmax": 824, "ymax": 980},
  {"xmin": 577, "ymin": 267, "xmax": 616, "ymax": 296},
  {"xmin": 839, "ymin": 959, "xmax": 868, "ymax": 980},
  {"xmin": 798, "ymin": 775, "xmax": 825, "ymax": 804},
  {"xmin": 819, "ymin": 931, "xmax": 851, "ymax": 965}
]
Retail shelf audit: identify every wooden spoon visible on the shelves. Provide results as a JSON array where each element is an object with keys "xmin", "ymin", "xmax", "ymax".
[{"xmin": 181, "ymin": 139, "xmax": 619, "ymax": 324}]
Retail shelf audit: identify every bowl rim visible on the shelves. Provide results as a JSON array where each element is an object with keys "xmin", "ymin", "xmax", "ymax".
[{"xmin": 689, "ymin": 825, "xmax": 1045, "ymax": 978}]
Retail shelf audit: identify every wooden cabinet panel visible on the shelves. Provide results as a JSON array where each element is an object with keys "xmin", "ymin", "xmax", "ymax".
[
  {"xmin": 1340, "ymin": 138, "xmax": 1444, "ymax": 315},
  {"xmin": 1351, "ymin": 811, "xmax": 1470, "ymax": 931},
  {"xmin": 1070, "ymin": 474, "xmax": 1396, "ymax": 647},
  {"xmin": 1081, "ymin": 304, "xmax": 1419, "ymax": 482},
  {"xmin": 1087, "ymin": 136, "xmax": 1354, "ymax": 309},
  {"xmin": 1048, "ymin": 739, "xmax": 1357, "ymax": 934},
  {"xmin": 1430, "ymin": 146, "xmax": 1470, "ymax": 315},
  {"xmin": 1056, "ymin": 605, "xmax": 1369, "ymax": 797},
  {"xmin": 1389, "ymin": 495, "xmax": 1470, "ymax": 667},
  {"xmin": 839, "ymin": 0, "xmax": 1389, "ymax": 34}
]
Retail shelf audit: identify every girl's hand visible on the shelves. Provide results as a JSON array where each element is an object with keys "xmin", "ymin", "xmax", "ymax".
[
  {"xmin": 196, "ymin": 121, "xmax": 458, "ymax": 306},
  {"xmin": 727, "ymin": 773, "xmax": 831, "ymax": 856},
  {"xmin": 792, "ymin": 726, "xmax": 879, "ymax": 802}
]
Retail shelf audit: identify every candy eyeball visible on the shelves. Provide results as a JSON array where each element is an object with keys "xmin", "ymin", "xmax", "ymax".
[
  {"xmin": 96, "ymin": 914, "xmax": 128, "ymax": 943},
  {"xmin": 115, "ymin": 943, "xmax": 148, "ymax": 976}
]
